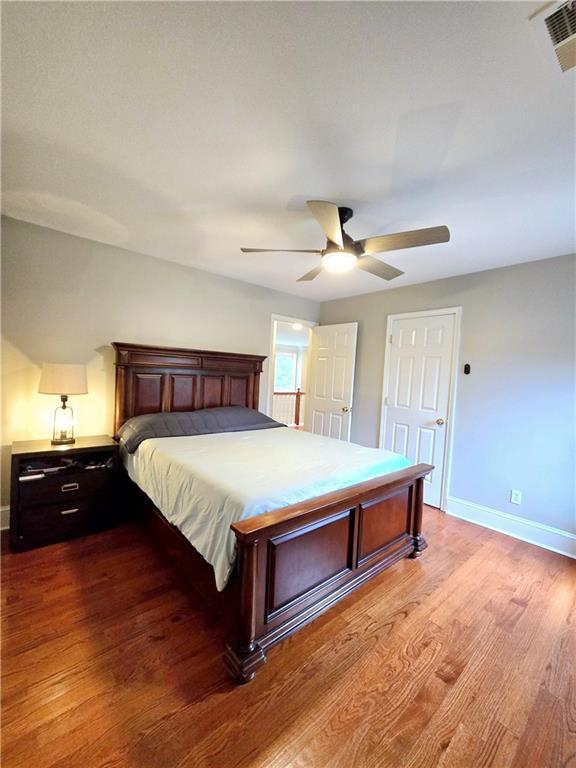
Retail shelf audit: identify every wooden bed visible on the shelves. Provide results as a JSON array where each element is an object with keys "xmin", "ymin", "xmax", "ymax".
[{"xmin": 113, "ymin": 341, "xmax": 432, "ymax": 683}]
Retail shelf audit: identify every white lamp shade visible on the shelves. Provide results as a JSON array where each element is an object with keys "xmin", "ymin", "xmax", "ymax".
[{"xmin": 38, "ymin": 363, "xmax": 88, "ymax": 395}]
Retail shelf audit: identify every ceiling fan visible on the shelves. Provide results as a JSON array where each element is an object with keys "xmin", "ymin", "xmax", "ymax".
[{"xmin": 241, "ymin": 201, "xmax": 450, "ymax": 282}]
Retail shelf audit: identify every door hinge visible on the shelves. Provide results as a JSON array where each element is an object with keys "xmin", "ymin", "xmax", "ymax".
[{"xmin": 389, "ymin": 334, "xmax": 393, "ymax": 344}]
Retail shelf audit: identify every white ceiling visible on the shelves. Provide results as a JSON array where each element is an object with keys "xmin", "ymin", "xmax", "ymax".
[{"xmin": 2, "ymin": 2, "xmax": 575, "ymax": 302}]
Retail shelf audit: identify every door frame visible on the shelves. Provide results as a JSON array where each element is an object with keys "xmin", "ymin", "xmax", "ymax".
[
  {"xmin": 379, "ymin": 306, "xmax": 462, "ymax": 511},
  {"xmin": 267, "ymin": 314, "xmax": 318, "ymax": 419}
]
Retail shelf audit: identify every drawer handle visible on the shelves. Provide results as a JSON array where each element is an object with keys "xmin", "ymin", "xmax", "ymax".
[
  {"xmin": 60, "ymin": 508, "xmax": 79, "ymax": 516},
  {"xmin": 61, "ymin": 482, "xmax": 79, "ymax": 492}
]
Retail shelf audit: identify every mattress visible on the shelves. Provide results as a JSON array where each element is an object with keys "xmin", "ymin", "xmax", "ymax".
[{"xmin": 123, "ymin": 427, "xmax": 411, "ymax": 590}]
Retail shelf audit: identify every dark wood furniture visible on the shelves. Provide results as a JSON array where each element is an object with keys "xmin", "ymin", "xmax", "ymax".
[
  {"xmin": 113, "ymin": 341, "xmax": 432, "ymax": 683},
  {"xmin": 113, "ymin": 342, "xmax": 264, "ymax": 434},
  {"xmin": 10, "ymin": 435, "xmax": 119, "ymax": 551}
]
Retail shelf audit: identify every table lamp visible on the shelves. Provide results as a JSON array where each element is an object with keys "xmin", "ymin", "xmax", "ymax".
[{"xmin": 38, "ymin": 363, "xmax": 88, "ymax": 445}]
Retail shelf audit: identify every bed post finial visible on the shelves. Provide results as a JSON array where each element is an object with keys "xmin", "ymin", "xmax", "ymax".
[
  {"xmin": 409, "ymin": 476, "xmax": 428, "ymax": 558},
  {"xmin": 223, "ymin": 538, "xmax": 267, "ymax": 683}
]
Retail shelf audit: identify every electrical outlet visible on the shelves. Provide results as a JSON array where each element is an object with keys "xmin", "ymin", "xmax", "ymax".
[{"xmin": 510, "ymin": 489, "xmax": 522, "ymax": 505}]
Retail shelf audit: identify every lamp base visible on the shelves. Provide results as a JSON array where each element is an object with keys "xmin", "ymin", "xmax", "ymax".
[{"xmin": 52, "ymin": 396, "xmax": 75, "ymax": 445}]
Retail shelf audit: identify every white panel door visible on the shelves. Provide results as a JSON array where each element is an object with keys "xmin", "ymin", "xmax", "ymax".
[
  {"xmin": 305, "ymin": 323, "xmax": 358, "ymax": 441},
  {"xmin": 383, "ymin": 314, "xmax": 456, "ymax": 507}
]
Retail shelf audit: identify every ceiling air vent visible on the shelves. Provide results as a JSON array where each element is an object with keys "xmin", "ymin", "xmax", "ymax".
[{"xmin": 544, "ymin": 2, "xmax": 576, "ymax": 71}]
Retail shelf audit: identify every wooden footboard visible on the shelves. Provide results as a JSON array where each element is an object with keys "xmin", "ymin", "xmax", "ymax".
[{"xmin": 224, "ymin": 463, "xmax": 432, "ymax": 683}]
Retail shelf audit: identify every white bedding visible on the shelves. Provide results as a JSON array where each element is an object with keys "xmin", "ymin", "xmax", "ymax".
[{"xmin": 123, "ymin": 427, "xmax": 411, "ymax": 590}]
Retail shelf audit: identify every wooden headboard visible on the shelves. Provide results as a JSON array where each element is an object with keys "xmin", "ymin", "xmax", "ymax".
[{"xmin": 112, "ymin": 342, "xmax": 266, "ymax": 434}]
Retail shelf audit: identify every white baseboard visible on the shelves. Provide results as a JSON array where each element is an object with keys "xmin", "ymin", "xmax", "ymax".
[
  {"xmin": 1, "ymin": 506, "xmax": 9, "ymax": 531},
  {"xmin": 446, "ymin": 496, "xmax": 576, "ymax": 559}
]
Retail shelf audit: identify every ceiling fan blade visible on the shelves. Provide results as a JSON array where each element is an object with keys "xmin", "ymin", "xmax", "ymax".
[
  {"xmin": 357, "ymin": 255, "xmax": 404, "ymax": 281},
  {"xmin": 240, "ymin": 248, "xmax": 322, "ymax": 253},
  {"xmin": 359, "ymin": 225, "xmax": 450, "ymax": 255},
  {"xmin": 297, "ymin": 265, "xmax": 323, "ymax": 282},
  {"xmin": 307, "ymin": 200, "xmax": 343, "ymax": 247}
]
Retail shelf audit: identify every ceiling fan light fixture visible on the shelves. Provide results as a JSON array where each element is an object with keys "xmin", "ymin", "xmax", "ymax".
[
  {"xmin": 242, "ymin": 201, "xmax": 449, "ymax": 284},
  {"xmin": 322, "ymin": 250, "xmax": 358, "ymax": 274}
]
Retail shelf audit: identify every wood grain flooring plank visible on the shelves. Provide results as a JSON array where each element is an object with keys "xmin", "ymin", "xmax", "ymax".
[
  {"xmin": 394, "ymin": 614, "xmax": 510, "ymax": 767},
  {"xmin": 255, "ymin": 620, "xmax": 446, "ymax": 768},
  {"xmin": 510, "ymin": 687, "xmax": 570, "ymax": 768},
  {"xmin": 2, "ymin": 508, "xmax": 574, "ymax": 768}
]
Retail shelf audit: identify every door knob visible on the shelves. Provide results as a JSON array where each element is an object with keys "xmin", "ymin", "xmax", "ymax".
[
  {"xmin": 342, "ymin": 406, "xmax": 351, "ymax": 413},
  {"xmin": 435, "ymin": 418, "xmax": 445, "ymax": 426}
]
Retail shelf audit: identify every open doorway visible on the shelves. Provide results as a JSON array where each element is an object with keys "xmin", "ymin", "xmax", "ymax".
[{"xmin": 268, "ymin": 315, "xmax": 316, "ymax": 429}]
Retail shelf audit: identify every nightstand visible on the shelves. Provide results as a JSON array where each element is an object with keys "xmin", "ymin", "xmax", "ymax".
[{"xmin": 10, "ymin": 435, "xmax": 119, "ymax": 551}]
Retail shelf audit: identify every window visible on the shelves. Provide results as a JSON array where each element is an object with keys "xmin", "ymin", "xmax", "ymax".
[{"xmin": 274, "ymin": 352, "xmax": 297, "ymax": 392}]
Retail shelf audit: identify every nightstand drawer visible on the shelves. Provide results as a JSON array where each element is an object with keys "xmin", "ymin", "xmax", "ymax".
[
  {"xmin": 17, "ymin": 498, "xmax": 113, "ymax": 543},
  {"xmin": 18, "ymin": 469, "xmax": 114, "ymax": 508}
]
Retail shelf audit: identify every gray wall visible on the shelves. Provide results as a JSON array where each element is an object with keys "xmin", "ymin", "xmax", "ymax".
[
  {"xmin": 321, "ymin": 255, "xmax": 576, "ymax": 534},
  {"xmin": 1, "ymin": 217, "xmax": 319, "ymax": 503},
  {"xmin": 3, "ymin": 216, "xmax": 574, "ymax": 538}
]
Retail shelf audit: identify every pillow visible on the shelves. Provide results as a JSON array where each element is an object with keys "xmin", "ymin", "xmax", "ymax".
[{"xmin": 117, "ymin": 406, "xmax": 283, "ymax": 453}]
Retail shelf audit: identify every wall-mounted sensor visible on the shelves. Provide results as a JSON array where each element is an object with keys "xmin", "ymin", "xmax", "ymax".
[{"xmin": 464, "ymin": 363, "xmax": 471, "ymax": 375}]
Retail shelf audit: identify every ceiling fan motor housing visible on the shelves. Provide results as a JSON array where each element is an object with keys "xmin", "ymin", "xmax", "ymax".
[
  {"xmin": 324, "ymin": 207, "xmax": 360, "ymax": 256},
  {"xmin": 338, "ymin": 206, "xmax": 354, "ymax": 226},
  {"xmin": 323, "ymin": 230, "xmax": 362, "ymax": 257}
]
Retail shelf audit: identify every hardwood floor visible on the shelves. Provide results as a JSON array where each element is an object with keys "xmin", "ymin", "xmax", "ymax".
[{"xmin": 2, "ymin": 507, "xmax": 575, "ymax": 768}]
